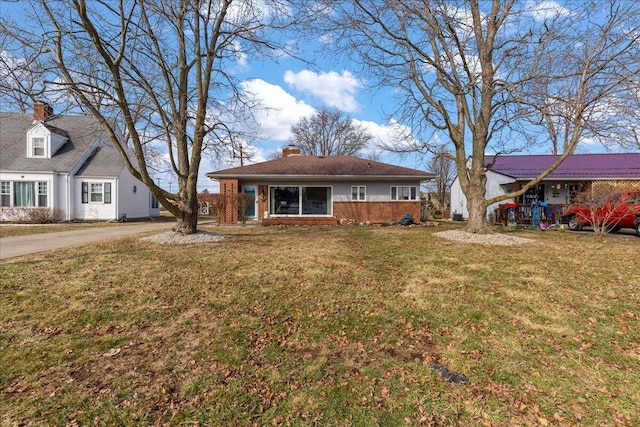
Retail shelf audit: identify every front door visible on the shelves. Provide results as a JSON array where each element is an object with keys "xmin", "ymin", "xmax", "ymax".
[{"xmin": 243, "ymin": 186, "xmax": 257, "ymax": 218}]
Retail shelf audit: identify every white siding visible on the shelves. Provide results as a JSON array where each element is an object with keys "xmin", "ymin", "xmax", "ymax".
[
  {"xmin": 450, "ymin": 171, "xmax": 513, "ymax": 219},
  {"xmin": 116, "ymin": 169, "xmax": 158, "ymax": 219},
  {"xmin": 74, "ymin": 178, "xmax": 118, "ymax": 220}
]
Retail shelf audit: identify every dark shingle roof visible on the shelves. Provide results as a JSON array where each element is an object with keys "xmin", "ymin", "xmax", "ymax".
[
  {"xmin": 208, "ymin": 155, "xmax": 434, "ymax": 181},
  {"xmin": 486, "ymin": 153, "xmax": 640, "ymax": 180},
  {"xmin": 0, "ymin": 112, "xmax": 123, "ymax": 177}
]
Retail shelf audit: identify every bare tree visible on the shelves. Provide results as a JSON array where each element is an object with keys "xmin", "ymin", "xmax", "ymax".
[
  {"xmin": 426, "ymin": 145, "xmax": 456, "ymax": 217},
  {"xmin": 289, "ymin": 108, "xmax": 373, "ymax": 156},
  {"xmin": 2, "ymin": 0, "xmax": 294, "ymax": 234},
  {"xmin": 310, "ymin": 0, "xmax": 640, "ymax": 233}
]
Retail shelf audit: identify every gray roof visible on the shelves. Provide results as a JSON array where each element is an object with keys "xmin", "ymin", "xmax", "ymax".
[
  {"xmin": 0, "ymin": 112, "xmax": 124, "ymax": 177},
  {"xmin": 75, "ymin": 146, "xmax": 126, "ymax": 177}
]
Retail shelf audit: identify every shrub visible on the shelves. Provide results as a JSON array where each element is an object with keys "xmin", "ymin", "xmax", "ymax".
[
  {"xmin": 25, "ymin": 207, "xmax": 65, "ymax": 224},
  {"xmin": 236, "ymin": 193, "xmax": 256, "ymax": 225}
]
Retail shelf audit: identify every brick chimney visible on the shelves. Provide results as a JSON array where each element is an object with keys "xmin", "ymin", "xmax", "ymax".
[
  {"xmin": 33, "ymin": 102, "xmax": 54, "ymax": 121},
  {"xmin": 282, "ymin": 145, "xmax": 301, "ymax": 158}
]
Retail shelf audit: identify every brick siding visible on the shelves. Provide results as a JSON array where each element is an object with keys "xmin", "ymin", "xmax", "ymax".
[{"xmin": 334, "ymin": 201, "xmax": 420, "ymax": 225}]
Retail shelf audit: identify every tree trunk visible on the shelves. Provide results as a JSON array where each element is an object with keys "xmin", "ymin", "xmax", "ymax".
[
  {"xmin": 466, "ymin": 200, "xmax": 491, "ymax": 234},
  {"xmin": 173, "ymin": 196, "xmax": 199, "ymax": 234},
  {"xmin": 465, "ymin": 179, "xmax": 491, "ymax": 234}
]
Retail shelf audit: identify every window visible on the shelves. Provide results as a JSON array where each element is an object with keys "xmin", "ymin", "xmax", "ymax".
[
  {"xmin": 91, "ymin": 183, "xmax": 103, "ymax": 202},
  {"xmin": 1, "ymin": 181, "xmax": 10, "ymax": 207},
  {"xmin": 391, "ymin": 186, "xmax": 417, "ymax": 201},
  {"xmin": 351, "ymin": 186, "xmax": 366, "ymax": 201},
  {"xmin": 270, "ymin": 186, "xmax": 332, "ymax": 215},
  {"xmin": 302, "ymin": 187, "xmax": 332, "ymax": 215},
  {"xmin": 151, "ymin": 195, "xmax": 159, "ymax": 209},
  {"xmin": 104, "ymin": 183, "xmax": 111, "ymax": 204},
  {"xmin": 1, "ymin": 181, "xmax": 48, "ymax": 207},
  {"xmin": 32, "ymin": 137, "xmax": 45, "ymax": 157},
  {"xmin": 271, "ymin": 186, "xmax": 299, "ymax": 214},
  {"xmin": 82, "ymin": 182, "xmax": 112, "ymax": 204},
  {"xmin": 38, "ymin": 182, "xmax": 48, "ymax": 206}
]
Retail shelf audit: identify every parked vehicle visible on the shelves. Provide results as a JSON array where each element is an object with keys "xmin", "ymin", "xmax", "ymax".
[{"xmin": 561, "ymin": 191, "xmax": 640, "ymax": 235}]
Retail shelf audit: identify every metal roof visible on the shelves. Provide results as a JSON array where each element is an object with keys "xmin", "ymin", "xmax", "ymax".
[{"xmin": 486, "ymin": 153, "xmax": 640, "ymax": 180}]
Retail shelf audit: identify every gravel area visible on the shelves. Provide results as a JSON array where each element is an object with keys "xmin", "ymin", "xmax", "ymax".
[
  {"xmin": 140, "ymin": 229, "xmax": 533, "ymax": 246},
  {"xmin": 434, "ymin": 229, "xmax": 534, "ymax": 246},
  {"xmin": 140, "ymin": 230, "xmax": 226, "ymax": 244}
]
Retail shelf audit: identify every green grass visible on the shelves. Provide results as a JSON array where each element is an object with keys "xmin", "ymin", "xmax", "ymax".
[{"xmin": 1, "ymin": 224, "xmax": 639, "ymax": 426}]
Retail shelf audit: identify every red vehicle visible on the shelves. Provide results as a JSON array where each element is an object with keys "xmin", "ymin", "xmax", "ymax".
[{"xmin": 561, "ymin": 191, "xmax": 640, "ymax": 235}]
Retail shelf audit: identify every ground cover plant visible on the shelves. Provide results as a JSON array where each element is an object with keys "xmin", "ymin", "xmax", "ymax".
[{"xmin": 1, "ymin": 225, "xmax": 639, "ymax": 426}]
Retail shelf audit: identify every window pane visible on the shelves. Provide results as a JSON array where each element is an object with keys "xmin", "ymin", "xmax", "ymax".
[
  {"xmin": 359, "ymin": 186, "xmax": 365, "ymax": 200},
  {"xmin": 400, "ymin": 187, "xmax": 410, "ymax": 200},
  {"xmin": 82, "ymin": 182, "xmax": 88, "ymax": 204},
  {"xmin": 14, "ymin": 182, "xmax": 35, "ymax": 206},
  {"xmin": 302, "ymin": 187, "xmax": 331, "ymax": 215},
  {"xmin": 391, "ymin": 187, "xmax": 397, "ymax": 200},
  {"xmin": 351, "ymin": 186, "xmax": 358, "ymax": 200},
  {"xmin": 271, "ymin": 186, "xmax": 299, "ymax": 215},
  {"xmin": 411, "ymin": 187, "xmax": 417, "ymax": 200}
]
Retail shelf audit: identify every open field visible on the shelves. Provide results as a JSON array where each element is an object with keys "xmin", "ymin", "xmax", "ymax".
[{"xmin": 1, "ymin": 224, "xmax": 639, "ymax": 426}]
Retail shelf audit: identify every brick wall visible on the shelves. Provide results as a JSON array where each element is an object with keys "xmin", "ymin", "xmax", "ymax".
[
  {"xmin": 334, "ymin": 201, "xmax": 419, "ymax": 224},
  {"xmin": 262, "ymin": 216, "xmax": 337, "ymax": 226},
  {"xmin": 219, "ymin": 179, "xmax": 238, "ymax": 224}
]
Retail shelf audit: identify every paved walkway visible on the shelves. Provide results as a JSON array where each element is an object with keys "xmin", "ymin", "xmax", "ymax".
[{"xmin": 0, "ymin": 221, "xmax": 176, "ymax": 261}]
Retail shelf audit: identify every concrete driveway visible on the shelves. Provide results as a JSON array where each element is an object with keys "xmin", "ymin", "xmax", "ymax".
[{"xmin": 0, "ymin": 221, "xmax": 175, "ymax": 261}]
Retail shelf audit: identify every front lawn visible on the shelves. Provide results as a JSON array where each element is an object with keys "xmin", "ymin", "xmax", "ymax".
[{"xmin": 1, "ymin": 225, "xmax": 638, "ymax": 425}]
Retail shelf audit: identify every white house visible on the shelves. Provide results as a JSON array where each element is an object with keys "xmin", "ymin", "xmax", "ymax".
[
  {"xmin": 0, "ymin": 103, "xmax": 159, "ymax": 222},
  {"xmin": 451, "ymin": 153, "xmax": 640, "ymax": 221}
]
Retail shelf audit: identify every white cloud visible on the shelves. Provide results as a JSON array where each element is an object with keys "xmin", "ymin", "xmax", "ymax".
[
  {"xmin": 354, "ymin": 118, "xmax": 421, "ymax": 153},
  {"xmin": 525, "ymin": 1, "xmax": 572, "ymax": 22},
  {"xmin": 283, "ymin": 70, "xmax": 363, "ymax": 112},
  {"xmin": 239, "ymin": 78, "xmax": 316, "ymax": 140}
]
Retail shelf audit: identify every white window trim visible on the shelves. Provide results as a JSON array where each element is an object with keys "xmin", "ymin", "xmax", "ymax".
[
  {"xmin": 351, "ymin": 185, "xmax": 366, "ymax": 201},
  {"xmin": 90, "ymin": 183, "xmax": 104, "ymax": 203},
  {"xmin": 0, "ymin": 180, "xmax": 49, "ymax": 207},
  {"xmin": 390, "ymin": 185, "xmax": 418, "ymax": 201},
  {"xmin": 1, "ymin": 181, "xmax": 11, "ymax": 207},
  {"xmin": 30, "ymin": 137, "xmax": 47, "ymax": 158},
  {"xmin": 82, "ymin": 181, "xmax": 112, "ymax": 204}
]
